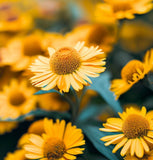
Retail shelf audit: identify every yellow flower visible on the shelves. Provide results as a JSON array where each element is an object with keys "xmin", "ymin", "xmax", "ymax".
[
  {"xmin": 95, "ymin": 0, "xmax": 153, "ymax": 20},
  {"xmin": 38, "ymin": 93, "xmax": 70, "ymax": 112},
  {"xmin": 0, "ymin": 79, "xmax": 37, "ymax": 119},
  {"xmin": 124, "ymin": 150, "xmax": 153, "ymax": 160},
  {"xmin": 24, "ymin": 118, "xmax": 85, "ymax": 160},
  {"xmin": 100, "ymin": 107, "xmax": 153, "ymax": 158},
  {"xmin": 0, "ymin": 31, "xmax": 45, "ymax": 71},
  {"xmin": 29, "ymin": 41, "xmax": 106, "ymax": 92},
  {"xmin": 65, "ymin": 23, "xmax": 117, "ymax": 55},
  {"xmin": 4, "ymin": 149, "xmax": 27, "ymax": 160},
  {"xmin": 110, "ymin": 49, "xmax": 153, "ymax": 99},
  {"xmin": 119, "ymin": 20, "xmax": 153, "ymax": 54},
  {"xmin": 0, "ymin": 122, "xmax": 17, "ymax": 135}
]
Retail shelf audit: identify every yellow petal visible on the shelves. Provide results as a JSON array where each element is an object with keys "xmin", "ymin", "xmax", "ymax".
[
  {"xmin": 135, "ymin": 138, "xmax": 144, "ymax": 158},
  {"xmin": 105, "ymin": 135, "xmax": 124, "ymax": 146},
  {"xmin": 120, "ymin": 139, "xmax": 132, "ymax": 156}
]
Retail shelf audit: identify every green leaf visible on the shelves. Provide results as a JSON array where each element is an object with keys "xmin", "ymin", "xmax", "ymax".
[
  {"xmin": 0, "ymin": 109, "xmax": 70, "ymax": 122},
  {"xmin": 87, "ymin": 72, "xmax": 122, "ymax": 112},
  {"xmin": 34, "ymin": 89, "xmax": 62, "ymax": 95},
  {"xmin": 80, "ymin": 123, "xmax": 122, "ymax": 160}
]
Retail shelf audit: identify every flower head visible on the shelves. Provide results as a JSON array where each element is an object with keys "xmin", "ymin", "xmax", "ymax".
[
  {"xmin": 100, "ymin": 106, "xmax": 153, "ymax": 158},
  {"xmin": 110, "ymin": 49, "xmax": 153, "ymax": 99},
  {"xmin": 95, "ymin": 0, "xmax": 153, "ymax": 20},
  {"xmin": 24, "ymin": 118, "xmax": 85, "ymax": 160},
  {"xmin": 0, "ymin": 79, "xmax": 37, "ymax": 119},
  {"xmin": 29, "ymin": 41, "xmax": 106, "ymax": 92}
]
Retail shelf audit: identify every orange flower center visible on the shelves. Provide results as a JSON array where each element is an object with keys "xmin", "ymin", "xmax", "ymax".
[
  {"xmin": 87, "ymin": 25, "xmax": 109, "ymax": 46},
  {"xmin": 122, "ymin": 114, "xmax": 149, "ymax": 139},
  {"xmin": 43, "ymin": 138, "xmax": 66, "ymax": 160},
  {"xmin": 23, "ymin": 35, "xmax": 44, "ymax": 56},
  {"xmin": 50, "ymin": 47, "xmax": 81, "ymax": 75},
  {"xmin": 9, "ymin": 91, "xmax": 26, "ymax": 106},
  {"xmin": 121, "ymin": 60, "xmax": 144, "ymax": 84},
  {"xmin": 112, "ymin": 2, "xmax": 132, "ymax": 13}
]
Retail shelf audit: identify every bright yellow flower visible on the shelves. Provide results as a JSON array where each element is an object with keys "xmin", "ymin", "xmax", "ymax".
[
  {"xmin": 0, "ymin": 79, "xmax": 37, "ymax": 119},
  {"xmin": 29, "ymin": 41, "xmax": 106, "ymax": 92},
  {"xmin": 110, "ymin": 49, "xmax": 153, "ymax": 99},
  {"xmin": 24, "ymin": 118, "xmax": 85, "ymax": 160},
  {"xmin": 124, "ymin": 151, "xmax": 153, "ymax": 160},
  {"xmin": 0, "ymin": 122, "xmax": 17, "ymax": 135},
  {"xmin": 4, "ymin": 149, "xmax": 27, "ymax": 160},
  {"xmin": 95, "ymin": 0, "xmax": 153, "ymax": 21},
  {"xmin": 119, "ymin": 20, "xmax": 153, "ymax": 54},
  {"xmin": 65, "ymin": 23, "xmax": 117, "ymax": 55},
  {"xmin": 0, "ymin": 31, "xmax": 45, "ymax": 71},
  {"xmin": 100, "ymin": 107, "xmax": 153, "ymax": 158},
  {"xmin": 38, "ymin": 93, "xmax": 70, "ymax": 112}
]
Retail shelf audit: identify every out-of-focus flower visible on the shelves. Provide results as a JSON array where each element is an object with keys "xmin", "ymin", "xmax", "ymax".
[
  {"xmin": 0, "ymin": 122, "xmax": 17, "ymax": 135},
  {"xmin": 95, "ymin": 0, "xmax": 153, "ymax": 21},
  {"xmin": 100, "ymin": 106, "xmax": 153, "ymax": 158},
  {"xmin": 24, "ymin": 118, "xmax": 85, "ymax": 160},
  {"xmin": 4, "ymin": 149, "xmax": 27, "ymax": 160},
  {"xmin": 65, "ymin": 23, "xmax": 117, "ymax": 55},
  {"xmin": 29, "ymin": 41, "xmax": 106, "ymax": 92},
  {"xmin": 0, "ymin": 79, "xmax": 37, "ymax": 119},
  {"xmin": 124, "ymin": 151, "xmax": 153, "ymax": 160},
  {"xmin": 110, "ymin": 49, "xmax": 153, "ymax": 99},
  {"xmin": 119, "ymin": 20, "xmax": 153, "ymax": 53},
  {"xmin": 38, "ymin": 92, "xmax": 70, "ymax": 112},
  {"xmin": 0, "ymin": 2, "xmax": 33, "ymax": 32},
  {"xmin": 0, "ymin": 31, "xmax": 46, "ymax": 71}
]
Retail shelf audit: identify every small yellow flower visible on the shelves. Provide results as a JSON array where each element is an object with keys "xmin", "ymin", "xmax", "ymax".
[
  {"xmin": 0, "ymin": 31, "xmax": 45, "ymax": 71},
  {"xmin": 4, "ymin": 149, "xmax": 27, "ymax": 160},
  {"xmin": 0, "ymin": 79, "xmax": 37, "ymax": 119},
  {"xmin": 24, "ymin": 118, "xmax": 85, "ymax": 160},
  {"xmin": 38, "ymin": 93, "xmax": 70, "ymax": 112},
  {"xmin": 100, "ymin": 106, "xmax": 153, "ymax": 158},
  {"xmin": 124, "ymin": 151, "xmax": 153, "ymax": 160},
  {"xmin": 119, "ymin": 20, "xmax": 153, "ymax": 54},
  {"xmin": 29, "ymin": 41, "xmax": 106, "ymax": 92},
  {"xmin": 95, "ymin": 0, "xmax": 153, "ymax": 21},
  {"xmin": 110, "ymin": 49, "xmax": 153, "ymax": 99},
  {"xmin": 0, "ymin": 122, "xmax": 17, "ymax": 135}
]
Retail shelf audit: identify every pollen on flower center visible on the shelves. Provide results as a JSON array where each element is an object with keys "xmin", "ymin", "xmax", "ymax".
[
  {"xmin": 122, "ymin": 114, "xmax": 149, "ymax": 139},
  {"xmin": 43, "ymin": 138, "xmax": 66, "ymax": 160},
  {"xmin": 9, "ymin": 91, "xmax": 26, "ymax": 106},
  {"xmin": 121, "ymin": 60, "xmax": 144, "ymax": 83},
  {"xmin": 50, "ymin": 47, "xmax": 81, "ymax": 75}
]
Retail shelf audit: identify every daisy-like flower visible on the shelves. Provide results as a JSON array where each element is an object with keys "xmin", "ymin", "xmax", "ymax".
[
  {"xmin": 100, "ymin": 107, "xmax": 153, "ymax": 158},
  {"xmin": 4, "ymin": 149, "xmax": 27, "ymax": 160},
  {"xmin": 110, "ymin": 49, "xmax": 153, "ymax": 99},
  {"xmin": 29, "ymin": 41, "xmax": 106, "ymax": 92},
  {"xmin": 0, "ymin": 79, "xmax": 37, "ymax": 119},
  {"xmin": 24, "ymin": 118, "xmax": 85, "ymax": 160},
  {"xmin": 0, "ymin": 122, "xmax": 17, "ymax": 135},
  {"xmin": 95, "ymin": 0, "xmax": 153, "ymax": 20}
]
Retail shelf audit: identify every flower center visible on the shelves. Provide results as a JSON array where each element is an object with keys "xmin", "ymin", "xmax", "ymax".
[
  {"xmin": 43, "ymin": 138, "xmax": 66, "ymax": 160},
  {"xmin": 23, "ymin": 35, "xmax": 44, "ymax": 56},
  {"xmin": 87, "ymin": 25, "xmax": 108, "ymax": 46},
  {"xmin": 9, "ymin": 91, "xmax": 26, "ymax": 106},
  {"xmin": 121, "ymin": 60, "xmax": 144, "ymax": 84},
  {"xmin": 122, "ymin": 114, "xmax": 149, "ymax": 139},
  {"xmin": 112, "ymin": 2, "xmax": 132, "ymax": 13},
  {"xmin": 50, "ymin": 47, "xmax": 81, "ymax": 75}
]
